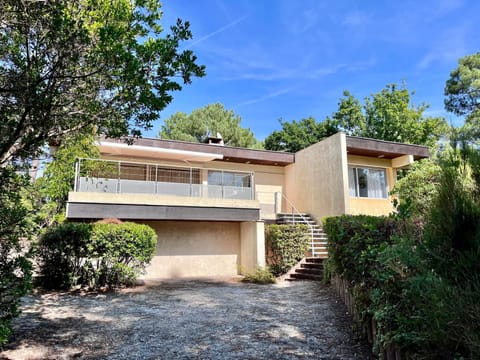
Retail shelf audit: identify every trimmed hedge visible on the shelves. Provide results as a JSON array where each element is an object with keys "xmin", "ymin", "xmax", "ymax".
[
  {"xmin": 324, "ymin": 214, "xmax": 480, "ymax": 359},
  {"xmin": 37, "ymin": 222, "xmax": 157, "ymax": 289},
  {"xmin": 265, "ymin": 224, "xmax": 309, "ymax": 276}
]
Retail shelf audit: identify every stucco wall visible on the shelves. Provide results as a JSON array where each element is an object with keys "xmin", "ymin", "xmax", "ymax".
[
  {"xmin": 139, "ymin": 221, "xmax": 241, "ymax": 279},
  {"xmin": 284, "ymin": 133, "xmax": 349, "ymax": 221},
  {"xmin": 240, "ymin": 221, "xmax": 266, "ymax": 273},
  {"xmin": 347, "ymin": 154, "xmax": 396, "ymax": 216}
]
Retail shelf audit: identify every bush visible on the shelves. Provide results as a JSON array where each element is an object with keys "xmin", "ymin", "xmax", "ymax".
[
  {"xmin": 37, "ymin": 222, "xmax": 157, "ymax": 289},
  {"xmin": 0, "ymin": 169, "xmax": 33, "ymax": 346},
  {"xmin": 242, "ymin": 267, "xmax": 276, "ymax": 284},
  {"xmin": 323, "ymin": 215, "xmax": 399, "ymax": 285},
  {"xmin": 265, "ymin": 224, "xmax": 309, "ymax": 276}
]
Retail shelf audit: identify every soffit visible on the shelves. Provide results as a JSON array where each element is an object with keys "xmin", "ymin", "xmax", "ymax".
[{"xmin": 346, "ymin": 136, "xmax": 430, "ymax": 160}]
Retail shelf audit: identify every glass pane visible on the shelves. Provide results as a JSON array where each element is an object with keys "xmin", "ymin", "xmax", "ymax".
[
  {"xmin": 357, "ymin": 168, "xmax": 369, "ymax": 197},
  {"xmin": 348, "ymin": 167, "xmax": 357, "ymax": 196},
  {"xmin": 367, "ymin": 168, "xmax": 387, "ymax": 198},
  {"xmin": 208, "ymin": 171, "xmax": 223, "ymax": 186}
]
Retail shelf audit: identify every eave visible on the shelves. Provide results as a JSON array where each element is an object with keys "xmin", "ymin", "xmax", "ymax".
[{"xmin": 346, "ymin": 136, "xmax": 430, "ymax": 160}]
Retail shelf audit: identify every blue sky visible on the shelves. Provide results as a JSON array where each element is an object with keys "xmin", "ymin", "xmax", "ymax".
[{"xmin": 147, "ymin": 0, "xmax": 480, "ymax": 140}]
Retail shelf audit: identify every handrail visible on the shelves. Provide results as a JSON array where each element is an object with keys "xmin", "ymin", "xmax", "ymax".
[{"xmin": 275, "ymin": 192, "xmax": 316, "ymax": 257}]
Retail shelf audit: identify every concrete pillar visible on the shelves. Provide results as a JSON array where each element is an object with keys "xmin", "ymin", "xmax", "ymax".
[{"xmin": 240, "ymin": 221, "xmax": 266, "ymax": 274}]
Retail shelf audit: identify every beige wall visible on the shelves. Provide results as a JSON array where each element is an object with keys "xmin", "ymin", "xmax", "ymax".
[
  {"xmin": 284, "ymin": 133, "xmax": 349, "ymax": 222},
  {"xmin": 139, "ymin": 221, "xmax": 241, "ymax": 279},
  {"xmin": 347, "ymin": 154, "xmax": 396, "ymax": 216},
  {"xmin": 240, "ymin": 221, "xmax": 266, "ymax": 273}
]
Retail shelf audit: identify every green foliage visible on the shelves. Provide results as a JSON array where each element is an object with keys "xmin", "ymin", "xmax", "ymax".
[
  {"xmin": 0, "ymin": 0, "xmax": 205, "ymax": 166},
  {"xmin": 323, "ymin": 215, "xmax": 399, "ymax": 285},
  {"xmin": 333, "ymin": 84, "xmax": 448, "ymax": 147},
  {"xmin": 242, "ymin": 267, "xmax": 276, "ymax": 284},
  {"xmin": 445, "ymin": 52, "xmax": 480, "ymax": 139},
  {"xmin": 264, "ymin": 83, "xmax": 447, "ymax": 153},
  {"xmin": 159, "ymin": 103, "xmax": 260, "ymax": 148},
  {"xmin": 264, "ymin": 117, "xmax": 338, "ymax": 152},
  {"xmin": 325, "ymin": 148, "xmax": 480, "ymax": 359},
  {"xmin": 265, "ymin": 224, "xmax": 309, "ymax": 276},
  {"xmin": 0, "ymin": 169, "xmax": 32, "ymax": 346},
  {"xmin": 37, "ymin": 221, "xmax": 157, "ymax": 289},
  {"xmin": 33, "ymin": 132, "xmax": 100, "ymax": 227},
  {"xmin": 392, "ymin": 159, "xmax": 442, "ymax": 221}
]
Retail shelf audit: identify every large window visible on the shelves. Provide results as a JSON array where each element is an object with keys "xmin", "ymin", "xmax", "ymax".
[
  {"xmin": 348, "ymin": 167, "xmax": 387, "ymax": 199},
  {"xmin": 207, "ymin": 171, "xmax": 251, "ymax": 188}
]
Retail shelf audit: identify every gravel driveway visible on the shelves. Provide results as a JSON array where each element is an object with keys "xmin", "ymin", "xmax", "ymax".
[{"xmin": 2, "ymin": 280, "xmax": 371, "ymax": 360}]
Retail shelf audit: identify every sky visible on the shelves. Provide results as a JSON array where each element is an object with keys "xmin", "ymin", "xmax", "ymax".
[{"xmin": 145, "ymin": 0, "xmax": 480, "ymax": 140}]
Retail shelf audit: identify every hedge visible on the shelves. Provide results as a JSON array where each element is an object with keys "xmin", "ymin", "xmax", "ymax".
[
  {"xmin": 324, "ymin": 214, "xmax": 480, "ymax": 359},
  {"xmin": 37, "ymin": 221, "xmax": 157, "ymax": 289},
  {"xmin": 265, "ymin": 224, "xmax": 309, "ymax": 276}
]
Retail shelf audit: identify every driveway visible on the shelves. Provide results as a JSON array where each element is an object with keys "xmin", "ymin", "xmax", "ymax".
[{"xmin": 2, "ymin": 280, "xmax": 371, "ymax": 359}]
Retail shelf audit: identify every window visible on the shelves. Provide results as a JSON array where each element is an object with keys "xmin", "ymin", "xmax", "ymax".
[
  {"xmin": 348, "ymin": 167, "xmax": 387, "ymax": 199},
  {"xmin": 207, "ymin": 171, "xmax": 251, "ymax": 188}
]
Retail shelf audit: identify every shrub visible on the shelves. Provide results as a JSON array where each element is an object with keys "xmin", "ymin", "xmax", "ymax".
[
  {"xmin": 265, "ymin": 224, "xmax": 309, "ymax": 276},
  {"xmin": 323, "ymin": 215, "xmax": 398, "ymax": 284},
  {"xmin": 0, "ymin": 169, "xmax": 33, "ymax": 346},
  {"xmin": 242, "ymin": 267, "xmax": 276, "ymax": 284},
  {"xmin": 0, "ymin": 168, "xmax": 32, "ymax": 347},
  {"xmin": 37, "ymin": 222, "xmax": 157, "ymax": 289}
]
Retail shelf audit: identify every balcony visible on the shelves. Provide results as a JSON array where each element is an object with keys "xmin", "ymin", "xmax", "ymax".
[
  {"xmin": 67, "ymin": 158, "xmax": 260, "ymax": 221},
  {"xmin": 74, "ymin": 158, "xmax": 254, "ymax": 200}
]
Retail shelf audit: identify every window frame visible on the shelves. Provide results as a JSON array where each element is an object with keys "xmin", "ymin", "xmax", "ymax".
[{"xmin": 348, "ymin": 166, "xmax": 388, "ymax": 199}]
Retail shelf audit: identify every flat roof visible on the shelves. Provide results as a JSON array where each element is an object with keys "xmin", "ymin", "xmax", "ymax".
[
  {"xmin": 100, "ymin": 135, "xmax": 430, "ymax": 165},
  {"xmin": 100, "ymin": 137, "xmax": 295, "ymax": 166},
  {"xmin": 346, "ymin": 136, "xmax": 430, "ymax": 160}
]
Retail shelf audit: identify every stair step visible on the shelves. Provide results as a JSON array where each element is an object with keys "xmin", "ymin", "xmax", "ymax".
[
  {"xmin": 305, "ymin": 257, "xmax": 324, "ymax": 263},
  {"xmin": 295, "ymin": 268, "xmax": 323, "ymax": 276},
  {"xmin": 288, "ymin": 273, "xmax": 323, "ymax": 281},
  {"xmin": 300, "ymin": 263, "xmax": 323, "ymax": 270},
  {"xmin": 301, "ymin": 263, "xmax": 323, "ymax": 269}
]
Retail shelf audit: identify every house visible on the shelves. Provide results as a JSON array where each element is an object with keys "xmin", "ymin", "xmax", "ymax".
[{"xmin": 66, "ymin": 132, "xmax": 429, "ymax": 279}]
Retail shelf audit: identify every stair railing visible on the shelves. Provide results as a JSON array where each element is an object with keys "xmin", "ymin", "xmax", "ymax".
[{"xmin": 275, "ymin": 192, "xmax": 316, "ymax": 257}]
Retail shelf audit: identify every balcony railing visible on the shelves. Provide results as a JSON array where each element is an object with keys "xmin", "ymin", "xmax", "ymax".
[{"xmin": 74, "ymin": 158, "xmax": 255, "ymax": 201}]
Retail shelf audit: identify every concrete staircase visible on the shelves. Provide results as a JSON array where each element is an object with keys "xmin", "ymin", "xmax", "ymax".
[
  {"xmin": 287, "ymin": 257, "xmax": 324, "ymax": 281},
  {"xmin": 276, "ymin": 213, "xmax": 329, "ymax": 259}
]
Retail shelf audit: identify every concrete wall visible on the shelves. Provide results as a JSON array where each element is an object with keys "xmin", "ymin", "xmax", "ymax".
[
  {"xmin": 137, "ymin": 220, "xmax": 265, "ymax": 279},
  {"xmin": 140, "ymin": 221, "xmax": 241, "ymax": 279},
  {"xmin": 347, "ymin": 154, "xmax": 396, "ymax": 216},
  {"xmin": 284, "ymin": 133, "xmax": 349, "ymax": 222},
  {"xmin": 240, "ymin": 221, "xmax": 266, "ymax": 273}
]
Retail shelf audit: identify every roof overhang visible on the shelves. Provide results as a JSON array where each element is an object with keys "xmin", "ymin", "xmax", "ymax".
[
  {"xmin": 346, "ymin": 136, "xmax": 430, "ymax": 161},
  {"xmin": 99, "ymin": 137, "xmax": 295, "ymax": 166},
  {"xmin": 98, "ymin": 141, "xmax": 224, "ymax": 162}
]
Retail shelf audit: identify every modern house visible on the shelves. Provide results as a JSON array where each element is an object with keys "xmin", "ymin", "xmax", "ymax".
[{"xmin": 66, "ymin": 132, "xmax": 429, "ymax": 279}]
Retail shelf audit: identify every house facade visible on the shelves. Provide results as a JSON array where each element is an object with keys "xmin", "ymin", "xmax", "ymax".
[{"xmin": 66, "ymin": 132, "xmax": 429, "ymax": 279}]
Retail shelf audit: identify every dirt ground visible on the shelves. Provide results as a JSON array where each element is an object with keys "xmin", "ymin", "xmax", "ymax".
[{"xmin": 1, "ymin": 279, "xmax": 371, "ymax": 360}]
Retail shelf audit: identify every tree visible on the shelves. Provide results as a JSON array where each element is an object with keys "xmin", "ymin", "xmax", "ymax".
[
  {"xmin": 264, "ymin": 83, "xmax": 447, "ymax": 153},
  {"xmin": 334, "ymin": 84, "xmax": 448, "ymax": 147},
  {"xmin": 445, "ymin": 52, "xmax": 480, "ymax": 140},
  {"xmin": 0, "ymin": 169, "xmax": 32, "ymax": 345},
  {"xmin": 264, "ymin": 117, "xmax": 338, "ymax": 152},
  {"xmin": 0, "ymin": 0, "xmax": 205, "ymax": 167},
  {"xmin": 32, "ymin": 132, "xmax": 99, "ymax": 227},
  {"xmin": 159, "ymin": 103, "xmax": 260, "ymax": 148}
]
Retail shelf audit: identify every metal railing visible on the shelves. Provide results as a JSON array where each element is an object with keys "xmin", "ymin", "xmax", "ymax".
[
  {"xmin": 274, "ymin": 192, "xmax": 316, "ymax": 257},
  {"xmin": 74, "ymin": 158, "xmax": 255, "ymax": 201}
]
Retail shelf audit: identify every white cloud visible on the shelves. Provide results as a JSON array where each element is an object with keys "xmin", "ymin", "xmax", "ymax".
[
  {"xmin": 188, "ymin": 15, "xmax": 248, "ymax": 47},
  {"xmin": 236, "ymin": 87, "xmax": 294, "ymax": 107}
]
